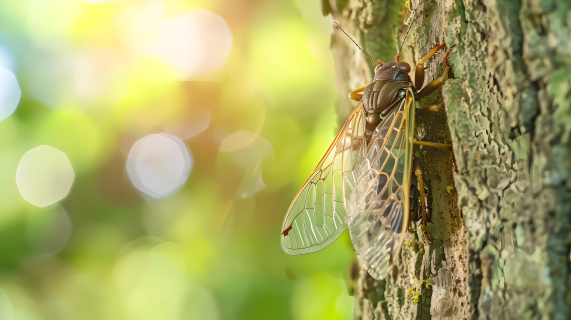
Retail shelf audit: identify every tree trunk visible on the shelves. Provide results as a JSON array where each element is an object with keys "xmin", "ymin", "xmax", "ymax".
[{"xmin": 326, "ymin": 0, "xmax": 571, "ymax": 319}]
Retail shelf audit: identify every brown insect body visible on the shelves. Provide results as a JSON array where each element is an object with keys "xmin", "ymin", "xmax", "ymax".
[{"xmin": 365, "ymin": 60, "xmax": 425, "ymax": 222}]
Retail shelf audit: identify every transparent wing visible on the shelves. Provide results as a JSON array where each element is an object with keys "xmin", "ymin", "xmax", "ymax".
[
  {"xmin": 281, "ymin": 102, "xmax": 367, "ymax": 255},
  {"xmin": 346, "ymin": 88, "xmax": 415, "ymax": 280}
]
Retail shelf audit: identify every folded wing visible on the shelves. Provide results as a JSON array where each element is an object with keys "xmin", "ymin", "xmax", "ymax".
[{"xmin": 346, "ymin": 88, "xmax": 415, "ymax": 280}]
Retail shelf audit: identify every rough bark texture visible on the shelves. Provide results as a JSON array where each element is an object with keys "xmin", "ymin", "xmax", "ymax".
[{"xmin": 327, "ymin": 0, "xmax": 571, "ymax": 319}]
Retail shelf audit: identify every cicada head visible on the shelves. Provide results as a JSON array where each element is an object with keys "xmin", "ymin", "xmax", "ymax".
[
  {"xmin": 374, "ymin": 60, "xmax": 412, "ymax": 83},
  {"xmin": 373, "ymin": 19, "xmax": 413, "ymax": 83}
]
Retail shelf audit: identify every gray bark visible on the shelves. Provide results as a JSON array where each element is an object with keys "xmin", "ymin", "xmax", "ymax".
[{"xmin": 327, "ymin": 0, "xmax": 571, "ymax": 319}]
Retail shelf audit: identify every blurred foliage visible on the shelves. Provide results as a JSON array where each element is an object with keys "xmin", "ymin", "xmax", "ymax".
[{"xmin": 0, "ymin": 0, "xmax": 356, "ymax": 319}]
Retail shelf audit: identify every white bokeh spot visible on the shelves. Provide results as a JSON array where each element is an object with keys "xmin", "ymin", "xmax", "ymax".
[
  {"xmin": 151, "ymin": 9, "xmax": 232, "ymax": 79},
  {"xmin": 0, "ymin": 66, "xmax": 21, "ymax": 121},
  {"xmin": 127, "ymin": 133, "xmax": 193, "ymax": 199},
  {"xmin": 16, "ymin": 145, "xmax": 75, "ymax": 207}
]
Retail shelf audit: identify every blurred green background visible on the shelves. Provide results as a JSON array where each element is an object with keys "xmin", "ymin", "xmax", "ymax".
[{"xmin": 0, "ymin": 0, "xmax": 356, "ymax": 319}]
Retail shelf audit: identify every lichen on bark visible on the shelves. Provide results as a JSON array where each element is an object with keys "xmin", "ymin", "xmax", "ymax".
[{"xmin": 326, "ymin": 0, "xmax": 571, "ymax": 318}]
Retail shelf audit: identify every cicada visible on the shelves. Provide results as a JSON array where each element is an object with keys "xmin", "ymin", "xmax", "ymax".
[{"xmin": 280, "ymin": 23, "xmax": 452, "ymax": 280}]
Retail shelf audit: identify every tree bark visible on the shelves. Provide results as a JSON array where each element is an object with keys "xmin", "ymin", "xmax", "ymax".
[{"xmin": 327, "ymin": 0, "xmax": 571, "ymax": 319}]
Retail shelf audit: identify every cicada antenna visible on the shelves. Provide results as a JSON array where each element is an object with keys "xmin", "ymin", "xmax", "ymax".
[
  {"xmin": 395, "ymin": 22, "xmax": 413, "ymax": 63},
  {"xmin": 395, "ymin": 1, "xmax": 429, "ymax": 62},
  {"xmin": 333, "ymin": 20, "xmax": 384, "ymax": 65}
]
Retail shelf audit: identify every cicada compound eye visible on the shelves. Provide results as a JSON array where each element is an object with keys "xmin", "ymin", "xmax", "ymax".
[{"xmin": 396, "ymin": 61, "xmax": 411, "ymax": 73}]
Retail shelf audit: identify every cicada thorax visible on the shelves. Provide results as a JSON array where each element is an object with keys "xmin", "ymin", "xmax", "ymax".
[{"xmin": 362, "ymin": 60, "xmax": 412, "ymax": 142}]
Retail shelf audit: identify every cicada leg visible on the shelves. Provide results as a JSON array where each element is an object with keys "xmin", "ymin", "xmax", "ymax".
[
  {"xmin": 412, "ymin": 157, "xmax": 431, "ymax": 244},
  {"xmin": 349, "ymin": 85, "xmax": 367, "ymax": 101},
  {"xmin": 414, "ymin": 43, "xmax": 445, "ymax": 90},
  {"xmin": 414, "ymin": 97, "xmax": 452, "ymax": 150},
  {"xmin": 413, "ymin": 139, "xmax": 452, "ymax": 150},
  {"xmin": 415, "ymin": 101, "xmax": 444, "ymax": 117},
  {"xmin": 409, "ymin": 183, "xmax": 422, "ymax": 224},
  {"xmin": 415, "ymin": 48, "xmax": 452, "ymax": 100}
]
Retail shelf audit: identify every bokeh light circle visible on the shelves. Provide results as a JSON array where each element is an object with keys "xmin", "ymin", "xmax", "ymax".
[
  {"xmin": 126, "ymin": 133, "xmax": 193, "ymax": 199},
  {"xmin": 151, "ymin": 9, "xmax": 232, "ymax": 79},
  {"xmin": 219, "ymin": 130, "xmax": 258, "ymax": 153},
  {"xmin": 26, "ymin": 46, "xmax": 75, "ymax": 108},
  {"xmin": 16, "ymin": 146, "xmax": 75, "ymax": 207},
  {"xmin": 162, "ymin": 108, "xmax": 211, "ymax": 140},
  {"xmin": 0, "ymin": 66, "xmax": 21, "ymax": 122},
  {"xmin": 217, "ymin": 131, "xmax": 275, "ymax": 198},
  {"xmin": 26, "ymin": 206, "xmax": 72, "ymax": 258}
]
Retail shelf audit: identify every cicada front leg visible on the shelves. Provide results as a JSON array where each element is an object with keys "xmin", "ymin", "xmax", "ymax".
[
  {"xmin": 413, "ymin": 49, "xmax": 454, "ymax": 151},
  {"xmin": 414, "ymin": 43, "xmax": 445, "ymax": 90},
  {"xmin": 415, "ymin": 48, "xmax": 452, "ymax": 100},
  {"xmin": 349, "ymin": 85, "xmax": 368, "ymax": 101}
]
